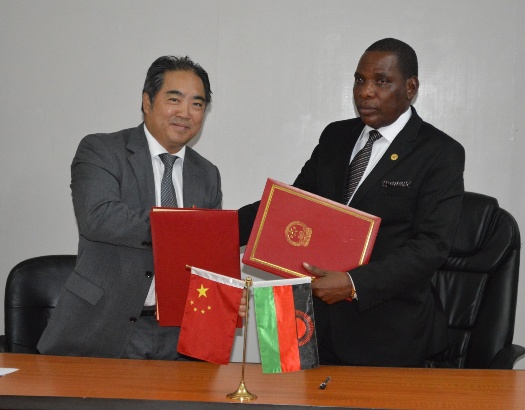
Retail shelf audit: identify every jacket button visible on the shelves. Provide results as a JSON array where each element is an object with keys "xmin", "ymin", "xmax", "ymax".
[
  {"xmin": 130, "ymin": 317, "xmax": 137, "ymax": 323},
  {"xmin": 145, "ymin": 271, "xmax": 153, "ymax": 278}
]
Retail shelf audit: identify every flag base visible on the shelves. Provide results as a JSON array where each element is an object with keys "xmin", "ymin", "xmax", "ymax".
[
  {"xmin": 226, "ymin": 380, "xmax": 257, "ymax": 401},
  {"xmin": 227, "ymin": 278, "xmax": 257, "ymax": 402}
]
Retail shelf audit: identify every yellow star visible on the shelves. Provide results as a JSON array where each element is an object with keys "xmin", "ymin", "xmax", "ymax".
[{"xmin": 196, "ymin": 284, "xmax": 209, "ymax": 297}]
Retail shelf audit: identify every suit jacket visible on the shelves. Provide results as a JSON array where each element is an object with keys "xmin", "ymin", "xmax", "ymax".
[
  {"xmin": 239, "ymin": 107, "xmax": 465, "ymax": 367},
  {"xmin": 38, "ymin": 124, "xmax": 222, "ymax": 358}
]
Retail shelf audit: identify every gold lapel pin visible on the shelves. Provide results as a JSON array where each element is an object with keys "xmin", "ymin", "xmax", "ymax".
[{"xmin": 391, "ymin": 154, "xmax": 399, "ymax": 161}]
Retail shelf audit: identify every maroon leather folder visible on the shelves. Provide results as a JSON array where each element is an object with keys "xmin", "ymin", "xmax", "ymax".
[
  {"xmin": 150, "ymin": 208, "xmax": 241, "ymax": 326},
  {"xmin": 242, "ymin": 179, "xmax": 381, "ymax": 279}
]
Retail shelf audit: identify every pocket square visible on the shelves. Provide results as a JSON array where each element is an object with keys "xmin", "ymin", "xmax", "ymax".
[{"xmin": 382, "ymin": 180, "xmax": 411, "ymax": 188}]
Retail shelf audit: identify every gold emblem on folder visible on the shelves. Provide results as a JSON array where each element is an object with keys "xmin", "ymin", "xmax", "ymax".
[{"xmin": 285, "ymin": 221, "xmax": 312, "ymax": 247}]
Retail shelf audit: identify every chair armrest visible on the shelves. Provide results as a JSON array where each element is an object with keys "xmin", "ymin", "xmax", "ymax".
[{"xmin": 489, "ymin": 344, "xmax": 525, "ymax": 369}]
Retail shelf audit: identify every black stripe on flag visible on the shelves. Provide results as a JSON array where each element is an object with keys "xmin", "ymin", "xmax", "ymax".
[{"xmin": 292, "ymin": 283, "xmax": 319, "ymax": 370}]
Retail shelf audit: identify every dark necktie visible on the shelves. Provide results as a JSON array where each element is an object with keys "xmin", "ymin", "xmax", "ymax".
[
  {"xmin": 342, "ymin": 130, "xmax": 382, "ymax": 204},
  {"xmin": 159, "ymin": 153, "xmax": 179, "ymax": 207}
]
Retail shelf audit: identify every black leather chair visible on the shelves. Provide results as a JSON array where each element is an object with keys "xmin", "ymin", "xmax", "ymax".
[
  {"xmin": 3, "ymin": 255, "xmax": 76, "ymax": 353},
  {"xmin": 432, "ymin": 192, "xmax": 524, "ymax": 368}
]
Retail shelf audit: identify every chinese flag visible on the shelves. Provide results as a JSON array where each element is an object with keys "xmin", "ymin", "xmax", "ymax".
[{"xmin": 177, "ymin": 267, "xmax": 245, "ymax": 365}]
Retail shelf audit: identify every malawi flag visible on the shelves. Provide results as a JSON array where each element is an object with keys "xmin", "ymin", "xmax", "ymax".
[
  {"xmin": 252, "ymin": 277, "xmax": 319, "ymax": 373},
  {"xmin": 177, "ymin": 267, "xmax": 245, "ymax": 365}
]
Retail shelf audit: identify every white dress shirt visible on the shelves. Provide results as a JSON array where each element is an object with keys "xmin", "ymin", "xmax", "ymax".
[
  {"xmin": 345, "ymin": 107, "xmax": 412, "ymax": 205},
  {"xmin": 143, "ymin": 124, "xmax": 186, "ymax": 306}
]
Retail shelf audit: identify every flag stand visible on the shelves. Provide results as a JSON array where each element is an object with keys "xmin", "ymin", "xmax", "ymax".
[{"xmin": 227, "ymin": 277, "xmax": 257, "ymax": 401}]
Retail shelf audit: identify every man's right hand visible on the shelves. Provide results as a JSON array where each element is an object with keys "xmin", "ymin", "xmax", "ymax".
[{"xmin": 303, "ymin": 262, "xmax": 355, "ymax": 304}]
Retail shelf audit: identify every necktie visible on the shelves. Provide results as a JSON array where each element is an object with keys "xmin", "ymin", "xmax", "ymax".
[
  {"xmin": 159, "ymin": 153, "xmax": 178, "ymax": 207},
  {"xmin": 342, "ymin": 130, "xmax": 382, "ymax": 204}
]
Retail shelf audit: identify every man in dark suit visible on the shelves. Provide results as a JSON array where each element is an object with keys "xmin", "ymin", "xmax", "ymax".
[
  {"xmin": 239, "ymin": 38, "xmax": 465, "ymax": 367},
  {"xmin": 38, "ymin": 56, "xmax": 222, "ymax": 359}
]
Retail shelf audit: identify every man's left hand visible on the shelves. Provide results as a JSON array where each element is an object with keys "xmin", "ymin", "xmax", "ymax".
[{"xmin": 303, "ymin": 262, "xmax": 354, "ymax": 304}]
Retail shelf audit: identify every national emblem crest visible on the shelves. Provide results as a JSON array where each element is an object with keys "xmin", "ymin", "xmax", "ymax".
[{"xmin": 285, "ymin": 221, "xmax": 312, "ymax": 247}]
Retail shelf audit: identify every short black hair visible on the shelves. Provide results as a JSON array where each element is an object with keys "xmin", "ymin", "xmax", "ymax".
[
  {"xmin": 366, "ymin": 38, "xmax": 418, "ymax": 79},
  {"xmin": 141, "ymin": 56, "xmax": 212, "ymax": 113}
]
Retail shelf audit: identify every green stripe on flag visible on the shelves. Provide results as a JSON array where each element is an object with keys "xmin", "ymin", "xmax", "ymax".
[{"xmin": 253, "ymin": 286, "xmax": 282, "ymax": 373}]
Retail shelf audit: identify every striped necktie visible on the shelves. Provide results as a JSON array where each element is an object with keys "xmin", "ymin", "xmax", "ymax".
[
  {"xmin": 342, "ymin": 130, "xmax": 382, "ymax": 204},
  {"xmin": 159, "ymin": 153, "xmax": 179, "ymax": 207}
]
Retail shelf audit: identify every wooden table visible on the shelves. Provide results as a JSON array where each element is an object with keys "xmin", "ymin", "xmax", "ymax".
[{"xmin": 0, "ymin": 353, "xmax": 524, "ymax": 409}]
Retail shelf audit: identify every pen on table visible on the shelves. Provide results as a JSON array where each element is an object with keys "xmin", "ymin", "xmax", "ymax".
[{"xmin": 319, "ymin": 376, "xmax": 331, "ymax": 390}]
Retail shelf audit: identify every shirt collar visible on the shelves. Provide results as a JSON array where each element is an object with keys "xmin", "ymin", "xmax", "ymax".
[
  {"xmin": 362, "ymin": 106, "xmax": 413, "ymax": 143},
  {"xmin": 143, "ymin": 124, "xmax": 186, "ymax": 160}
]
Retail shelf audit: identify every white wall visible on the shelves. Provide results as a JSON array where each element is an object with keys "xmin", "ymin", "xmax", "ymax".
[{"xmin": 1, "ymin": 0, "xmax": 524, "ymax": 367}]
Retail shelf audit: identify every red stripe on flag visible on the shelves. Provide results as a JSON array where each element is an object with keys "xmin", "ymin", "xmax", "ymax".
[{"xmin": 273, "ymin": 285, "xmax": 301, "ymax": 372}]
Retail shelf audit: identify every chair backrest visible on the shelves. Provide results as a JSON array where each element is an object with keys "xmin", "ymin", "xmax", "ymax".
[
  {"xmin": 432, "ymin": 192, "xmax": 521, "ymax": 368},
  {"xmin": 4, "ymin": 255, "xmax": 76, "ymax": 353}
]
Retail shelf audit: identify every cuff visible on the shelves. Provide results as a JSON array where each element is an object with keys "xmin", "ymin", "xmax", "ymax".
[{"xmin": 346, "ymin": 272, "xmax": 358, "ymax": 300}]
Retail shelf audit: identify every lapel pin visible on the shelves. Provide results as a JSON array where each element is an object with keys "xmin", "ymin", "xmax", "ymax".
[{"xmin": 390, "ymin": 154, "xmax": 399, "ymax": 161}]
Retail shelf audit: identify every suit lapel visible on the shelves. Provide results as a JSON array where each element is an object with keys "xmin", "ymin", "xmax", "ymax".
[
  {"xmin": 182, "ymin": 147, "xmax": 205, "ymax": 208},
  {"xmin": 331, "ymin": 120, "xmax": 365, "ymax": 202},
  {"xmin": 127, "ymin": 124, "xmax": 156, "ymax": 209},
  {"xmin": 350, "ymin": 108, "xmax": 423, "ymax": 207}
]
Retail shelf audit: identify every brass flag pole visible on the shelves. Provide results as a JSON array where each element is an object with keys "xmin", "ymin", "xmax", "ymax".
[{"xmin": 227, "ymin": 277, "xmax": 257, "ymax": 401}]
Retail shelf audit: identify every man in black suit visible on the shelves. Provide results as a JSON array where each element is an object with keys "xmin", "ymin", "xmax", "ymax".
[{"xmin": 239, "ymin": 38, "xmax": 465, "ymax": 367}]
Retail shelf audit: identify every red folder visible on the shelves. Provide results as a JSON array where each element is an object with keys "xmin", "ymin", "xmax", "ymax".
[
  {"xmin": 242, "ymin": 179, "xmax": 381, "ymax": 279},
  {"xmin": 150, "ymin": 208, "xmax": 241, "ymax": 326}
]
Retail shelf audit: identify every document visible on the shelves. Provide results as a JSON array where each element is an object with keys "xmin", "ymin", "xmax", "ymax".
[
  {"xmin": 243, "ymin": 179, "xmax": 381, "ymax": 279},
  {"xmin": 0, "ymin": 368, "xmax": 18, "ymax": 376},
  {"xmin": 150, "ymin": 208, "xmax": 241, "ymax": 326}
]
